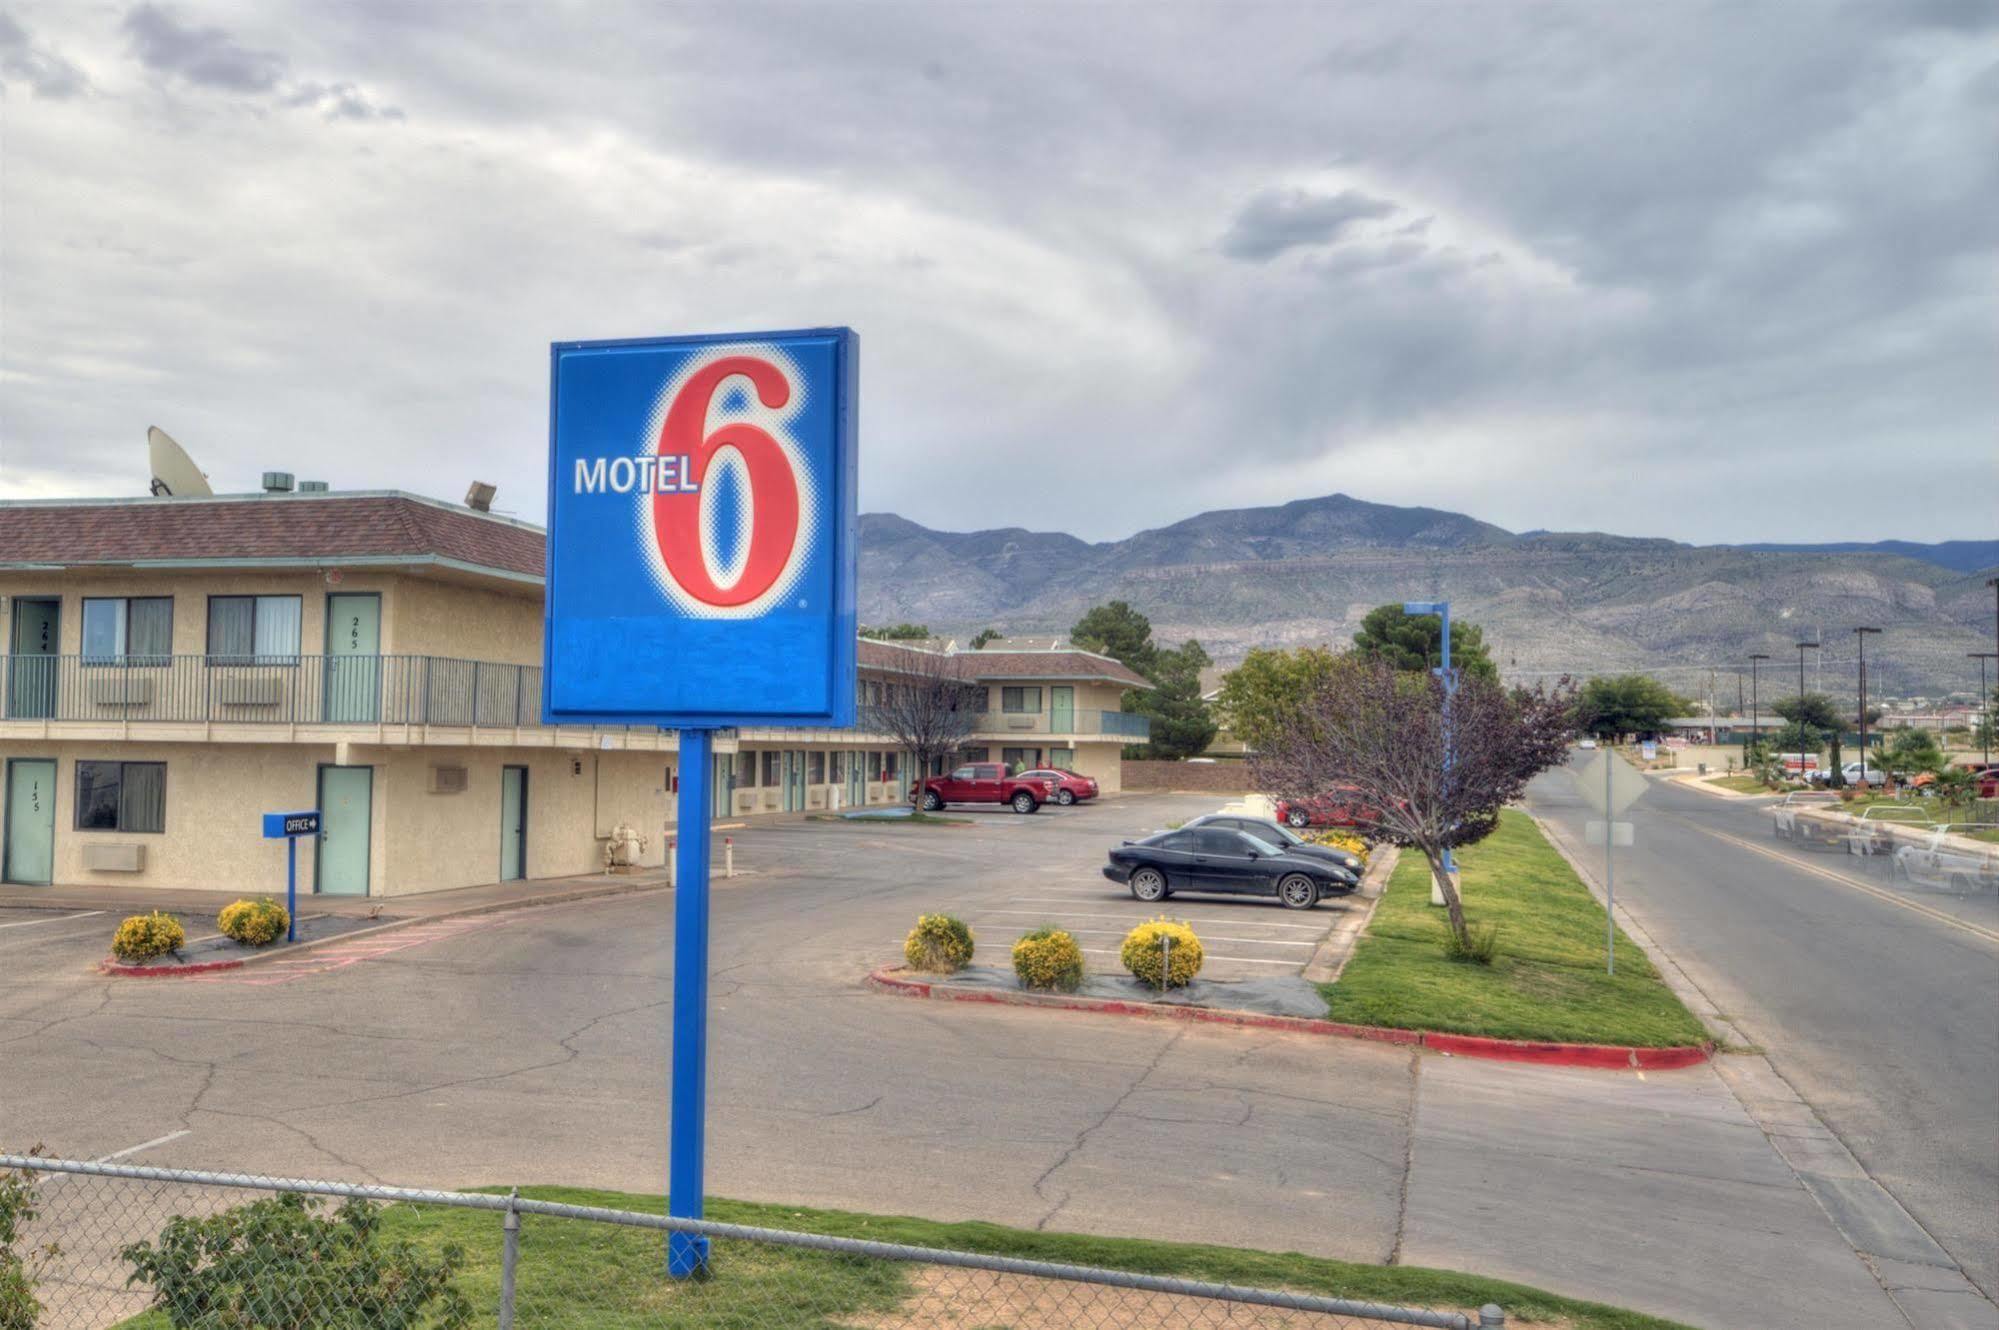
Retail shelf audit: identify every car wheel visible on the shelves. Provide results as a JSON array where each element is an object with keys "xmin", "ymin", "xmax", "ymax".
[
  {"xmin": 920, "ymin": 790, "xmax": 943, "ymax": 812},
  {"xmin": 1287, "ymin": 810, "xmax": 1310, "ymax": 828},
  {"xmin": 1011, "ymin": 791, "xmax": 1038, "ymax": 814},
  {"xmin": 1130, "ymin": 868, "xmax": 1167, "ymax": 903},
  {"xmin": 1056, "ymin": 789, "xmax": 1076, "ymax": 806},
  {"xmin": 1278, "ymin": 874, "xmax": 1318, "ymax": 910}
]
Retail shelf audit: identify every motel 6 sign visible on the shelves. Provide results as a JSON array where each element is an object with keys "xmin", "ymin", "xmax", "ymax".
[{"xmin": 543, "ymin": 329, "xmax": 859, "ymax": 727}]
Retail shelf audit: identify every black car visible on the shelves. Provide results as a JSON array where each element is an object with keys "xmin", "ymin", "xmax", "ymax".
[
  {"xmin": 1102, "ymin": 827, "xmax": 1358, "ymax": 910},
  {"xmin": 1181, "ymin": 813, "xmax": 1364, "ymax": 876}
]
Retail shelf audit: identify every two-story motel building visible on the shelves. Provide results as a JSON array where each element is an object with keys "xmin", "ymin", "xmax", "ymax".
[{"xmin": 0, "ymin": 489, "xmax": 1149, "ymax": 897}]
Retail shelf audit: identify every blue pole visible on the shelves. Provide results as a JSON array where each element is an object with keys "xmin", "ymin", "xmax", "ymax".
[
  {"xmin": 1439, "ymin": 604, "xmax": 1456, "ymax": 875},
  {"xmin": 286, "ymin": 836, "xmax": 297, "ymax": 943},
  {"xmin": 667, "ymin": 727, "xmax": 713, "ymax": 1278}
]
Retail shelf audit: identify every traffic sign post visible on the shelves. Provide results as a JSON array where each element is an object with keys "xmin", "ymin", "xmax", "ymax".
[
  {"xmin": 260, "ymin": 810, "xmax": 320, "ymax": 943},
  {"xmin": 544, "ymin": 329, "xmax": 858, "ymax": 1278},
  {"xmin": 1576, "ymin": 750, "xmax": 1646, "ymax": 974}
]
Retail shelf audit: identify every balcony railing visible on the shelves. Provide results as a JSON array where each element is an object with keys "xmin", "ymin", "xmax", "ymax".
[
  {"xmin": 0, "ymin": 654, "xmax": 547, "ymax": 728},
  {"xmin": 972, "ymin": 707, "xmax": 1150, "ymax": 739}
]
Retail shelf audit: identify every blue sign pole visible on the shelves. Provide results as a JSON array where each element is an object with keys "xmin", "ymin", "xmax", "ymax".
[
  {"xmin": 286, "ymin": 837, "xmax": 298, "ymax": 943},
  {"xmin": 668, "ymin": 726, "xmax": 714, "ymax": 1278}
]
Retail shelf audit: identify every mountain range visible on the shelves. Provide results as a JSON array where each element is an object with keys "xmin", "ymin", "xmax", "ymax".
[{"xmin": 856, "ymin": 495, "xmax": 1998, "ymax": 699}]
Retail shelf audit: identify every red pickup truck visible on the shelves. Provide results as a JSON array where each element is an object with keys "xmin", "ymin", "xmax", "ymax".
[{"xmin": 915, "ymin": 763, "xmax": 1056, "ymax": 814}]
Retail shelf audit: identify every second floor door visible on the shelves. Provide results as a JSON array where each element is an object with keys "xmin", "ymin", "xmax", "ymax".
[
  {"xmin": 324, "ymin": 594, "xmax": 381, "ymax": 723},
  {"xmin": 7, "ymin": 599, "xmax": 59, "ymax": 720}
]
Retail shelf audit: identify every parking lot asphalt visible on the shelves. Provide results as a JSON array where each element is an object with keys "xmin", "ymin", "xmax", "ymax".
[{"xmin": 0, "ymin": 788, "xmax": 1947, "ymax": 1328}]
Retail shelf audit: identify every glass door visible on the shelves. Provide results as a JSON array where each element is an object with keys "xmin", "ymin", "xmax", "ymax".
[{"xmin": 499, "ymin": 766, "xmax": 528, "ymax": 881}]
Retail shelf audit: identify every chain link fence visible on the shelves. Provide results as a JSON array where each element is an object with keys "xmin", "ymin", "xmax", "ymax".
[{"xmin": 1, "ymin": 1156, "xmax": 1502, "ymax": 1330}]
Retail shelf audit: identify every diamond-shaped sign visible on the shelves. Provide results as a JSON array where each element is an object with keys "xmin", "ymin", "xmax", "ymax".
[{"xmin": 1577, "ymin": 751, "xmax": 1649, "ymax": 816}]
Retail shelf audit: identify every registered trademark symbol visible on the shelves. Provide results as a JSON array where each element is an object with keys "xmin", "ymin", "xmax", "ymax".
[{"xmin": 797, "ymin": 599, "xmax": 808, "ymax": 608}]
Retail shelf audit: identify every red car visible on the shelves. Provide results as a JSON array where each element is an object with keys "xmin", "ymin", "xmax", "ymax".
[
  {"xmin": 1273, "ymin": 787, "xmax": 1382, "ymax": 830},
  {"xmin": 1017, "ymin": 768, "xmax": 1098, "ymax": 806},
  {"xmin": 914, "ymin": 762, "xmax": 1056, "ymax": 814}
]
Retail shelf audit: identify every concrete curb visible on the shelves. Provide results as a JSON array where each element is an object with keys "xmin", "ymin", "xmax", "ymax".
[
  {"xmin": 867, "ymin": 967, "xmax": 1711, "ymax": 1069},
  {"xmin": 91, "ymin": 877, "xmax": 671, "ymax": 980}
]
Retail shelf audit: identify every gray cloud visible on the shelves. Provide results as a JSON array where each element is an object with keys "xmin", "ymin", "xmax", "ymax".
[
  {"xmin": 1220, "ymin": 187, "xmax": 1399, "ymax": 261},
  {"xmin": 123, "ymin": 4, "xmax": 284, "ymax": 92},
  {"xmin": 0, "ymin": 2, "xmax": 1992, "ymax": 548},
  {"xmin": 0, "ymin": 12, "xmax": 89, "ymax": 98}
]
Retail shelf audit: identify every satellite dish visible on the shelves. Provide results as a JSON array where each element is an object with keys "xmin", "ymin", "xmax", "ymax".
[{"xmin": 148, "ymin": 426, "xmax": 213, "ymax": 497}]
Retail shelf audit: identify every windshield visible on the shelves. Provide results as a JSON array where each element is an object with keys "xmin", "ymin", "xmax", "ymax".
[{"xmin": 1238, "ymin": 829, "xmax": 1287, "ymax": 854}]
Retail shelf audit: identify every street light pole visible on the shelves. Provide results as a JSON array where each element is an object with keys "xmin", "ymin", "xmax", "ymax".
[
  {"xmin": 1854, "ymin": 627, "xmax": 1881, "ymax": 783},
  {"xmin": 1971, "ymin": 653, "xmax": 1997, "ymax": 768},
  {"xmin": 1749, "ymin": 654, "xmax": 1770, "ymax": 766},
  {"xmin": 1796, "ymin": 641, "xmax": 1820, "ymax": 777}
]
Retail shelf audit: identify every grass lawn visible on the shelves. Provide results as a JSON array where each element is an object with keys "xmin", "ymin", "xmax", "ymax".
[
  {"xmin": 119, "ymin": 1185, "xmax": 1694, "ymax": 1330},
  {"xmin": 1321, "ymin": 811, "xmax": 1710, "ymax": 1048},
  {"xmin": 1708, "ymin": 774, "xmax": 1777, "ymax": 794}
]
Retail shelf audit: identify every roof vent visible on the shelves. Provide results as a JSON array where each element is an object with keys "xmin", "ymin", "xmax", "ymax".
[
  {"xmin": 297, "ymin": 479, "xmax": 329, "ymax": 493},
  {"xmin": 465, "ymin": 481, "xmax": 497, "ymax": 513},
  {"xmin": 261, "ymin": 471, "xmax": 295, "ymax": 494}
]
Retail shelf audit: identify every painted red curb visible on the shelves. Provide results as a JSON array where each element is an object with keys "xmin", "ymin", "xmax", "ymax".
[
  {"xmin": 98, "ymin": 956, "xmax": 245, "ymax": 978},
  {"xmin": 867, "ymin": 968, "xmax": 1708, "ymax": 1069}
]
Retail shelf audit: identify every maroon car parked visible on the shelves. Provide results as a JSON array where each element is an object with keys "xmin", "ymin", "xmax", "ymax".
[
  {"xmin": 1272, "ymin": 786, "xmax": 1383, "ymax": 830},
  {"xmin": 914, "ymin": 763, "xmax": 1055, "ymax": 814},
  {"xmin": 1017, "ymin": 768, "xmax": 1099, "ymax": 806}
]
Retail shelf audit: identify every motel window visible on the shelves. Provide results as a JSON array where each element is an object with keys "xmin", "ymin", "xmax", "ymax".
[
  {"xmin": 960, "ymin": 747, "xmax": 989, "ymax": 763},
  {"xmin": 830, "ymin": 751, "xmax": 845, "ymax": 783},
  {"xmin": 761, "ymin": 751, "xmax": 780, "ymax": 787},
  {"xmin": 737, "ymin": 753, "xmax": 756, "ymax": 788},
  {"xmin": 882, "ymin": 751, "xmax": 900, "ymax": 778},
  {"xmin": 1002, "ymin": 686, "xmax": 1042, "ymax": 714},
  {"xmin": 809, "ymin": 751, "xmax": 826, "ymax": 784},
  {"xmin": 966, "ymin": 687, "xmax": 990, "ymax": 713},
  {"xmin": 74, "ymin": 760, "xmax": 166, "ymax": 833},
  {"xmin": 207, "ymin": 595, "xmax": 303, "ymax": 665},
  {"xmin": 81, "ymin": 597, "xmax": 173, "ymax": 666}
]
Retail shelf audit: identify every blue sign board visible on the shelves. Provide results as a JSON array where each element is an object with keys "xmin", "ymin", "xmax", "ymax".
[
  {"xmin": 260, "ymin": 810, "xmax": 318, "ymax": 944},
  {"xmin": 262, "ymin": 811, "xmax": 320, "ymax": 839},
  {"xmin": 543, "ymin": 328, "xmax": 859, "ymax": 727}
]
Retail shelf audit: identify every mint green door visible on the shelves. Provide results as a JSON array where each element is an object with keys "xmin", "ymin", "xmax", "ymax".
[
  {"xmin": 4, "ymin": 759, "xmax": 56, "ymax": 885},
  {"xmin": 324, "ymin": 594, "xmax": 381, "ymax": 723},
  {"xmin": 1050, "ymin": 686, "xmax": 1075, "ymax": 733},
  {"xmin": 8, "ymin": 599, "xmax": 59, "ymax": 720},
  {"xmin": 500, "ymin": 766, "xmax": 527, "ymax": 881},
  {"xmin": 315, "ymin": 765, "xmax": 372, "ymax": 895}
]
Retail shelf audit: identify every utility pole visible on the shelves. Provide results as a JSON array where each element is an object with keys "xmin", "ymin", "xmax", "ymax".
[
  {"xmin": 1853, "ymin": 627, "xmax": 1881, "ymax": 781},
  {"xmin": 1749, "ymin": 654, "xmax": 1769, "ymax": 766},
  {"xmin": 1971, "ymin": 653, "xmax": 1997, "ymax": 768}
]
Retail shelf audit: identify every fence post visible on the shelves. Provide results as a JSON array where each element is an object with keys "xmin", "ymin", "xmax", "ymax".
[
  {"xmin": 724, "ymin": 837, "xmax": 734, "ymax": 879},
  {"xmin": 1479, "ymin": 1303, "xmax": 1505, "ymax": 1327},
  {"xmin": 498, "ymin": 1188, "xmax": 520, "ymax": 1330}
]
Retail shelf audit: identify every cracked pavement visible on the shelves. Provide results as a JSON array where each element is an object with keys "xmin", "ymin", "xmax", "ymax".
[{"xmin": 5, "ymin": 788, "xmax": 1988, "ymax": 1329}]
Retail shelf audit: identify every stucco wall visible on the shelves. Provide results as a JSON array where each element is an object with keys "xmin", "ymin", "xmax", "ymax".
[
  {"xmin": 387, "ymin": 576, "xmax": 542, "ymax": 665},
  {"xmin": 1065, "ymin": 741, "xmax": 1126, "ymax": 794}
]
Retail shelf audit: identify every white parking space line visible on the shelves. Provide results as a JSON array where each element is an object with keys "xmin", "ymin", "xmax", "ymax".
[
  {"xmin": 0, "ymin": 910, "xmax": 102, "ymax": 930},
  {"xmin": 985, "ymin": 907, "xmax": 1327, "ymax": 931},
  {"xmin": 93, "ymin": 1130, "xmax": 190, "ymax": 1163},
  {"xmin": 1074, "ymin": 948, "xmax": 1300, "ymax": 967}
]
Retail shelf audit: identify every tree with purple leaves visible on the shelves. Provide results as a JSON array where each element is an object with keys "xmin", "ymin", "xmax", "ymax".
[{"xmin": 1253, "ymin": 654, "xmax": 1577, "ymax": 952}]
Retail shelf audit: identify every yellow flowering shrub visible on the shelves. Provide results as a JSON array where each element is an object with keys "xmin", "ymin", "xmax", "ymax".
[
  {"xmin": 1011, "ymin": 928, "xmax": 1084, "ymax": 992},
  {"xmin": 1310, "ymin": 831, "xmax": 1371, "ymax": 863},
  {"xmin": 217, "ymin": 897, "xmax": 289, "ymax": 947},
  {"xmin": 111, "ymin": 911, "xmax": 185, "ymax": 963},
  {"xmin": 903, "ymin": 914, "xmax": 974, "ymax": 973},
  {"xmin": 1121, "ymin": 919, "xmax": 1203, "ymax": 989}
]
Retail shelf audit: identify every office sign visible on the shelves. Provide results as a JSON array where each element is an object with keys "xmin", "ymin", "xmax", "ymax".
[
  {"xmin": 262, "ymin": 811, "xmax": 320, "ymax": 839},
  {"xmin": 543, "ymin": 329, "xmax": 859, "ymax": 727}
]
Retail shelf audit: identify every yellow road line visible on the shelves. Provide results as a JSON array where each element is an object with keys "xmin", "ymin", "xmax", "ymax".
[{"xmin": 1698, "ymin": 826, "xmax": 1999, "ymax": 947}]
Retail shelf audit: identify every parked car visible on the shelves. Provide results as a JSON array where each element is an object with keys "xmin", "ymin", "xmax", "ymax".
[
  {"xmin": 914, "ymin": 763, "xmax": 1055, "ymax": 814},
  {"xmin": 1181, "ymin": 813, "xmax": 1364, "ymax": 875},
  {"xmin": 1776, "ymin": 752, "xmax": 1821, "ymax": 778},
  {"xmin": 1015, "ymin": 768, "xmax": 1098, "ymax": 805},
  {"xmin": 1577, "ymin": 738, "xmax": 1599, "ymax": 750},
  {"xmin": 1272, "ymin": 786, "xmax": 1382, "ymax": 830},
  {"xmin": 1102, "ymin": 827, "xmax": 1357, "ymax": 909},
  {"xmin": 1967, "ymin": 765, "xmax": 1999, "ymax": 800},
  {"xmin": 1806, "ymin": 761, "xmax": 1888, "ymax": 789}
]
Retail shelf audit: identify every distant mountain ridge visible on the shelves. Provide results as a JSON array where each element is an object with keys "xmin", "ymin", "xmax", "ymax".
[{"xmin": 857, "ymin": 494, "xmax": 1997, "ymax": 696}]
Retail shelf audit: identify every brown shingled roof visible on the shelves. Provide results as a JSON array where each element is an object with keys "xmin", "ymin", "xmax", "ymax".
[
  {"xmin": 859, "ymin": 637, "xmax": 1150, "ymax": 689},
  {"xmin": 0, "ymin": 494, "xmax": 544, "ymax": 580}
]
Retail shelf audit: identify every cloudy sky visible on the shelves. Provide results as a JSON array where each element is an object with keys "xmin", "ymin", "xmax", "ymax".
[{"xmin": 2, "ymin": 2, "xmax": 1994, "ymax": 543}]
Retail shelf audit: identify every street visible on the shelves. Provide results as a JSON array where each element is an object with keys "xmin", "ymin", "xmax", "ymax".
[
  {"xmin": 3, "ymin": 787, "xmax": 1992, "ymax": 1329},
  {"xmin": 1525, "ymin": 762, "xmax": 1999, "ymax": 1306}
]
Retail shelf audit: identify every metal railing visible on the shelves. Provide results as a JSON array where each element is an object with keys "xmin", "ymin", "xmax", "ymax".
[
  {"xmin": 0, "ymin": 1155, "xmax": 1502, "ymax": 1329},
  {"xmin": 0, "ymin": 653, "xmax": 545, "ymax": 729}
]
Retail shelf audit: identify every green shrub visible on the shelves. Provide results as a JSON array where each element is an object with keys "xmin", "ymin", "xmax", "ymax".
[
  {"xmin": 903, "ymin": 914, "xmax": 974, "ymax": 973},
  {"xmin": 217, "ymin": 897, "xmax": 288, "ymax": 947},
  {"xmin": 1121, "ymin": 919, "xmax": 1203, "ymax": 989},
  {"xmin": 1, "ymin": 1154, "xmax": 55, "ymax": 1330},
  {"xmin": 1444, "ymin": 921, "xmax": 1501, "ymax": 965},
  {"xmin": 123, "ymin": 1192, "xmax": 469, "ymax": 1330},
  {"xmin": 111, "ymin": 912, "xmax": 185, "ymax": 964},
  {"xmin": 1011, "ymin": 928, "xmax": 1084, "ymax": 992}
]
